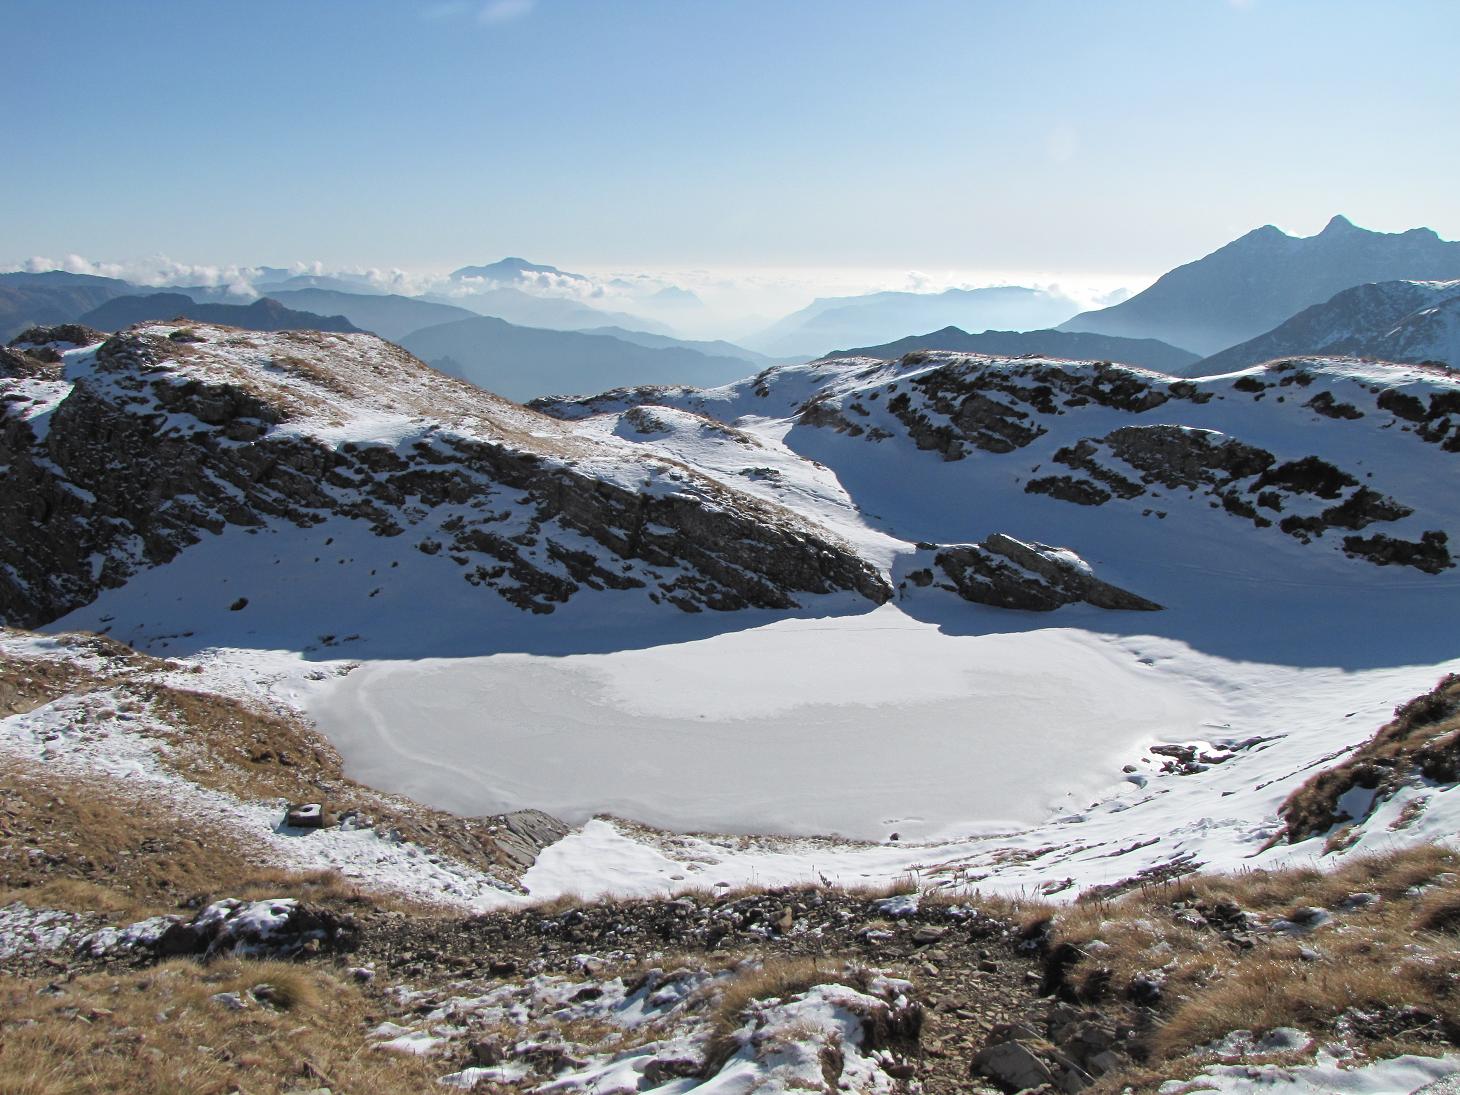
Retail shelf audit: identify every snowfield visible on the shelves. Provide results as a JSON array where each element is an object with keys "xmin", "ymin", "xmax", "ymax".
[
  {"xmin": 21, "ymin": 334, "xmax": 1460, "ymax": 906},
  {"xmin": 304, "ymin": 604, "xmax": 1212, "ymax": 841}
]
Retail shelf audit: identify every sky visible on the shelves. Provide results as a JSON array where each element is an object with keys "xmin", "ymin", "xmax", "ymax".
[{"xmin": 4, "ymin": 0, "xmax": 1459, "ymax": 315}]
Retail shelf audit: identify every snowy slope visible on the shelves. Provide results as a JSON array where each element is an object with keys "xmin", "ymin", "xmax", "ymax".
[
  {"xmin": 13, "ymin": 331, "xmax": 1460, "ymax": 902},
  {"xmin": 1198, "ymin": 279, "xmax": 1460, "ymax": 374},
  {"xmin": 0, "ymin": 323, "xmax": 886, "ymax": 633}
]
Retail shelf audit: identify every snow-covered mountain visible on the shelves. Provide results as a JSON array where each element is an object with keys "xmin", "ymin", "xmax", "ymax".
[
  {"xmin": 827, "ymin": 324, "xmax": 1200, "ymax": 374},
  {"xmin": 1197, "ymin": 279, "xmax": 1460, "ymax": 374},
  {"xmin": 1061, "ymin": 216, "xmax": 1460, "ymax": 356}
]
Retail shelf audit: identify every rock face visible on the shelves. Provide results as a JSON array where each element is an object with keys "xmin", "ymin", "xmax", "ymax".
[
  {"xmin": 537, "ymin": 350, "xmax": 1460, "ymax": 580},
  {"xmin": 1196, "ymin": 279, "xmax": 1460, "ymax": 374},
  {"xmin": 0, "ymin": 325, "xmax": 889, "ymax": 629},
  {"xmin": 902, "ymin": 535, "xmax": 1161, "ymax": 612}
]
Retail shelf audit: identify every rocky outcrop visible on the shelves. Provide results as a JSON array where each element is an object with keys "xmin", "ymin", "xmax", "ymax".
[
  {"xmin": 876, "ymin": 358, "xmax": 1179, "ymax": 460},
  {"xmin": 901, "ymin": 534, "xmax": 1161, "ymax": 612},
  {"xmin": 0, "ymin": 326, "xmax": 889, "ymax": 627},
  {"xmin": 3, "ymin": 325, "xmax": 105, "ymax": 378},
  {"xmin": 1026, "ymin": 423, "xmax": 1439, "ymax": 566}
]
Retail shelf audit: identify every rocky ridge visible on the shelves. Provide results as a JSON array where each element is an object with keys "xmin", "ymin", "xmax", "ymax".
[
  {"xmin": 538, "ymin": 350, "xmax": 1460, "ymax": 577},
  {"xmin": 0, "ymin": 324, "xmax": 889, "ymax": 629}
]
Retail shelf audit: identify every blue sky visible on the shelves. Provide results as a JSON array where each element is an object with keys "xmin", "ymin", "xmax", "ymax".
[{"xmin": 5, "ymin": 0, "xmax": 1458, "ymax": 281}]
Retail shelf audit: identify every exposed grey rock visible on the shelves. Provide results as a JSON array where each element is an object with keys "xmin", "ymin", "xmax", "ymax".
[
  {"xmin": 971, "ymin": 1039, "xmax": 1055, "ymax": 1091},
  {"xmin": 0, "ymin": 327, "xmax": 889, "ymax": 628},
  {"xmin": 906, "ymin": 534, "xmax": 1160, "ymax": 612}
]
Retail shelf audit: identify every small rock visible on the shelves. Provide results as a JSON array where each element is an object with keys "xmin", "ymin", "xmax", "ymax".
[
  {"xmin": 285, "ymin": 803, "xmax": 328, "ymax": 829},
  {"xmin": 209, "ymin": 991, "xmax": 248, "ymax": 1011},
  {"xmin": 971, "ymin": 1040, "xmax": 1055, "ymax": 1090}
]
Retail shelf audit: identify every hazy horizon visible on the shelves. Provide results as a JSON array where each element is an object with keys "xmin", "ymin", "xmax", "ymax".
[{"xmin": 6, "ymin": 1, "xmax": 1458, "ymax": 287}]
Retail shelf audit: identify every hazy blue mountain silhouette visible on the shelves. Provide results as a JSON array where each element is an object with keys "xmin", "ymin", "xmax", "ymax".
[
  {"xmin": 254, "ymin": 273, "xmax": 389, "ymax": 295},
  {"xmin": 266, "ymin": 289, "xmax": 479, "ymax": 341},
  {"xmin": 749, "ymin": 285, "xmax": 1083, "ymax": 358},
  {"xmin": 0, "ymin": 271, "xmax": 133, "ymax": 340},
  {"xmin": 577, "ymin": 326, "xmax": 777, "ymax": 367},
  {"xmin": 1060, "ymin": 216, "xmax": 1460, "ymax": 356},
  {"xmin": 1195, "ymin": 279, "xmax": 1460, "ymax": 373},
  {"xmin": 449, "ymin": 257, "xmax": 589, "ymax": 283},
  {"xmin": 827, "ymin": 325, "xmax": 1200, "ymax": 374},
  {"xmin": 419, "ymin": 284, "xmax": 672, "ymax": 335},
  {"xmin": 79, "ymin": 293, "xmax": 361, "ymax": 334},
  {"xmin": 399, "ymin": 314, "xmax": 755, "ymax": 401},
  {"xmin": 649, "ymin": 285, "xmax": 704, "ymax": 308}
]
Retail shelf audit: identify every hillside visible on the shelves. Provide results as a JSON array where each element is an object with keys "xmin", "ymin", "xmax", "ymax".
[
  {"xmin": 398, "ymin": 314, "xmax": 765, "ymax": 400},
  {"xmin": 1061, "ymin": 216, "xmax": 1460, "ymax": 355},
  {"xmin": 77, "ymin": 293, "xmax": 362, "ymax": 334},
  {"xmin": 1197, "ymin": 280, "xmax": 1460, "ymax": 374},
  {"xmin": 0, "ymin": 324, "xmax": 885, "ymax": 638},
  {"xmin": 827, "ymin": 325, "xmax": 1200, "ymax": 374}
]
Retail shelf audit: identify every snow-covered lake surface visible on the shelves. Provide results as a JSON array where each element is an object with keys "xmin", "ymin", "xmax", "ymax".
[{"xmin": 306, "ymin": 604, "xmax": 1212, "ymax": 841}]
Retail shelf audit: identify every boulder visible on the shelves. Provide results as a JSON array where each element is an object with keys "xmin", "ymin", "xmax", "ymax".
[
  {"xmin": 971, "ymin": 1039, "xmax": 1056, "ymax": 1091},
  {"xmin": 905, "ymin": 534, "xmax": 1160, "ymax": 612}
]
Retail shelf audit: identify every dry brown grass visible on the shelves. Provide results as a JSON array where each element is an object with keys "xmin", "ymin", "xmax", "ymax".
[
  {"xmin": 0, "ymin": 760, "xmax": 382, "ymax": 921},
  {"xmin": 0, "ymin": 958, "xmax": 443, "ymax": 1095},
  {"xmin": 1280, "ymin": 674, "xmax": 1460, "ymax": 842},
  {"xmin": 700, "ymin": 955, "xmax": 868, "ymax": 1070},
  {"xmin": 1039, "ymin": 843, "xmax": 1460, "ymax": 1092}
]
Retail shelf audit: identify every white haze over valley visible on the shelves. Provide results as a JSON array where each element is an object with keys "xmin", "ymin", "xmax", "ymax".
[{"xmin": 6, "ymin": 251, "xmax": 1142, "ymax": 343}]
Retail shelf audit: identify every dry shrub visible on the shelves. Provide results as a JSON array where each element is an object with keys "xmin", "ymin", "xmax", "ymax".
[{"xmin": 1040, "ymin": 842, "xmax": 1460, "ymax": 1091}]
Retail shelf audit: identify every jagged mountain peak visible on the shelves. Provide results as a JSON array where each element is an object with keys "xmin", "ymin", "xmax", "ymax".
[{"xmin": 1061, "ymin": 218, "xmax": 1460, "ymax": 356}]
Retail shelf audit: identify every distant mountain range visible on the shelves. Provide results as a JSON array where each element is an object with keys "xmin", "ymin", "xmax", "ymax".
[
  {"xmin": 576, "ymin": 326, "xmax": 776, "ymax": 368},
  {"xmin": 1196, "ymin": 280, "xmax": 1460, "ymax": 374},
  {"xmin": 264, "ymin": 289, "xmax": 479, "ymax": 341},
  {"xmin": 827, "ymin": 325, "xmax": 1199, "ymax": 374},
  {"xmin": 398, "ymin": 314, "xmax": 759, "ymax": 401},
  {"xmin": 747, "ymin": 285, "xmax": 1084, "ymax": 358},
  {"xmin": 422, "ymin": 284, "xmax": 672, "ymax": 335},
  {"xmin": 450, "ymin": 257, "xmax": 590, "ymax": 285},
  {"xmin": 1061, "ymin": 216, "xmax": 1460, "ymax": 356},
  {"xmin": 0, "ymin": 271, "xmax": 132, "ymax": 341},
  {"xmin": 78, "ymin": 293, "xmax": 361, "ymax": 334}
]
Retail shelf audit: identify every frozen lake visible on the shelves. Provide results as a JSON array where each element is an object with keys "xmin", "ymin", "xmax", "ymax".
[{"xmin": 307, "ymin": 604, "xmax": 1214, "ymax": 841}]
